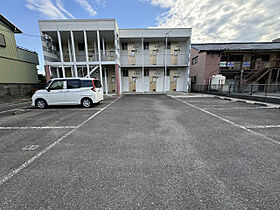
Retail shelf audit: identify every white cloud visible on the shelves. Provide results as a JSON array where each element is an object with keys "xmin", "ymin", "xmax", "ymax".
[
  {"xmin": 141, "ymin": 0, "xmax": 280, "ymax": 43},
  {"xmin": 74, "ymin": 0, "xmax": 97, "ymax": 16},
  {"xmin": 25, "ymin": 0, "xmax": 75, "ymax": 19},
  {"xmin": 55, "ymin": 0, "xmax": 75, "ymax": 19}
]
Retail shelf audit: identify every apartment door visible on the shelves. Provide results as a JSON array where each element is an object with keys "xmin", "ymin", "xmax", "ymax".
[
  {"xmin": 170, "ymin": 69, "xmax": 178, "ymax": 91},
  {"xmin": 130, "ymin": 77, "xmax": 137, "ymax": 92},
  {"xmin": 149, "ymin": 70, "xmax": 157, "ymax": 92},
  {"xmin": 128, "ymin": 43, "xmax": 136, "ymax": 65},
  {"xmin": 107, "ymin": 69, "xmax": 116, "ymax": 93},
  {"xmin": 149, "ymin": 43, "xmax": 158, "ymax": 65},
  {"xmin": 106, "ymin": 43, "xmax": 115, "ymax": 61},
  {"xmin": 129, "ymin": 70, "xmax": 137, "ymax": 92},
  {"xmin": 170, "ymin": 42, "xmax": 179, "ymax": 65}
]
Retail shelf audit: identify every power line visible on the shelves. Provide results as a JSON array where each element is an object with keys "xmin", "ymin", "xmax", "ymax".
[
  {"xmin": 0, "ymin": 28, "xmax": 41, "ymax": 38},
  {"xmin": 166, "ymin": 5, "xmax": 196, "ymax": 36}
]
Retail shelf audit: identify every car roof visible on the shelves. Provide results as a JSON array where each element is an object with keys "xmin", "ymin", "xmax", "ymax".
[{"xmin": 51, "ymin": 78, "xmax": 93, "ymax": 80}]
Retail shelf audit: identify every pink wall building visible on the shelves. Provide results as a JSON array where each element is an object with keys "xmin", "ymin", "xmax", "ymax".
[{"xmin": 190, "ymin": 42, "xmax": 280, "ymax": 86}]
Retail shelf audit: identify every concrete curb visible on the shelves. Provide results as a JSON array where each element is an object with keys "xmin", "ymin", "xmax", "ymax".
[{"xmin": 215, "ymin": 96, "xmax": 280, "ymax": 108}]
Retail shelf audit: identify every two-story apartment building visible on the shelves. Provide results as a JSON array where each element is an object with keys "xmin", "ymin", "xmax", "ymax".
[
  {"xmin": 190, "ymin": 42, "xmax": 280, "ymax": 86},
  {"xmin": 39, "ymin": 19, "xmax": 191, "ymax": 95},
  {"xmin": 0, "ymin": 14, "xmax": 39, "ymax": 83}
]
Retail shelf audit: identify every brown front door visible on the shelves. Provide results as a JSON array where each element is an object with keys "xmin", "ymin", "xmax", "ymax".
[
  {"xmin": 170, "ymin": 42, "xmax": 179, "ymax": 65},
  {"xmin": 149, "ymin": 43, "xmax": 157, "ymax": 65},
  {"xmin": 130, "ymin": 77, "xmax": 136, "ymax": 92},
  {"xmin": 149, "ymin": 70, "xmax": 157, "ymax": 91},
  {"xmin": 128, "ymin": 43, "xmax": 136, "ymax": 65}
]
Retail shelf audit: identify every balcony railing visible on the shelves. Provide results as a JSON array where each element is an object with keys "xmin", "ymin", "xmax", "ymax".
[
  {"xmin": 58, "ymin": 50, "xmax": 116, "ymax": 63},
  {"xmin": 120, "ymin": 53, "xmax": 189, "ymax": 66},
  {"xmin": 220, "ymin": 61, "xmax": 280, "ymax": 71}
]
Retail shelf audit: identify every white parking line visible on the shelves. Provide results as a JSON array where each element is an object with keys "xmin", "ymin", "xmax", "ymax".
[
  {"xmin": 246, "ymin": 125, "xmax": 280, "ymax": 129},
  {"xmin": 204, "ymin": 106, "xmax": 276, "ymax": 110},
  {"xmin": 0, "ymin": 107, "xmax": 30, "ymax": 114},
  {"xmin": 170, "ymin": 96, "xmax": 280, "ymax": 146},
  {"xmin": 0, "ymin": 95, "xmax": 122, "ymax": 186},
  {"xmin": 0, "ymin": 126, "xmax": 77, "ymax": 130},
  {"xmin": 0, "ymin": 101, "xmax": 30, "ymax": 108}
]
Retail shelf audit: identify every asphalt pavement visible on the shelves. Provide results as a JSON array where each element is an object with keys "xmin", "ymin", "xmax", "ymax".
[{"xmin": 0, "ymin": 94, "xmax": 279, "ymax": 209}]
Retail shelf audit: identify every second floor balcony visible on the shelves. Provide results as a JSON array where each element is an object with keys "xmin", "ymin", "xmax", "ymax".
[
  {"xmin": 60, "ymin": 50, "xmax": 116, "ymax": 63},
  {"xmin": 120, "ymin": 52, "xmax": 189, "ymax": 66}
]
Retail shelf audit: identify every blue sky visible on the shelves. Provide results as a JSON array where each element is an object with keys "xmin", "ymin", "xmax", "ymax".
[
  {"xmin": 1, "ymin": 0, "xmax": 280, "ymax": 74},
  {"xmin": 0, "ymin": 0, "xmax": 167, "ymax": 73}
]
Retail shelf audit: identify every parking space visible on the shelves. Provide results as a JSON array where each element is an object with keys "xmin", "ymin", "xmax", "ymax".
[
  {"xmin": 0, "ymin": 94, "xmax": 279, "ymax": 209},
  {"xmin": 178, "ymin": 96, "xmax": 280, "ymax": 144}
]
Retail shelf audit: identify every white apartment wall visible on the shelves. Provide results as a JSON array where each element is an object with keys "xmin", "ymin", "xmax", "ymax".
[
  {"xmin": 39, "ymin": 19, "xmax": 116, "ymax": 32},
  {"xmin": 119, "ymin": 28, "xmax": 192, "ymax": 38}
]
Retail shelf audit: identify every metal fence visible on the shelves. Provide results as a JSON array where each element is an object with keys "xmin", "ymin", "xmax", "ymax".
[{"xmin": 192, "ymin": 84, "xmax": 280, "ymax": 98}]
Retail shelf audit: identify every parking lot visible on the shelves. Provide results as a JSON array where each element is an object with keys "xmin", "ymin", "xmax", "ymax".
[{"xmin": 0, "ymin": 94, "xmax": 279, "ymax": 209}]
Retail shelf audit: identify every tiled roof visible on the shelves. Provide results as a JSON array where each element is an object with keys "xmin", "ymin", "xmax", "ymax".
[{"xmin": 192, "ymin": 42, "xmax": 280, "ymax": 51}]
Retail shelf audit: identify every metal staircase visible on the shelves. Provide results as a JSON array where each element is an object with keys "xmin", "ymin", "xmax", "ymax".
[
  {"xmin": 86, "ymin": 65, "xmax": 99, "ymax": 78},
  {"xmin": 243, "ymin": 68, "xmax": 271, "ymax": 84}
]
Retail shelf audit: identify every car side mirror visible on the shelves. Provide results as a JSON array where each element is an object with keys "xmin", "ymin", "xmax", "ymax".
[{"xmin": 47, "ymin": 88, "xmax": 51, "ymax": 92}]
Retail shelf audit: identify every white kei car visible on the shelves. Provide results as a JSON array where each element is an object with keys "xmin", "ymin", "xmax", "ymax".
[{"xmin": 32, "ymin": 78, "xmax": 104, "ymax": 109}]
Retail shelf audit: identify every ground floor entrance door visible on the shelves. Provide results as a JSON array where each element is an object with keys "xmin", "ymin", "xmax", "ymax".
[
  {"xmin": 130, "ymin": 77, "xmax": 137, "ymax": 92},
  {"xmin": 149, "ymin": 70, "xmax": 157, "ymax": 92}
]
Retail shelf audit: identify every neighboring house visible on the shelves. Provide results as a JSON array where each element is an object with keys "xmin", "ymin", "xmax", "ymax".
[
  {"xmin": 39, "ymin": 19, "xmax": 192, "ymax": 94},
  {"xmin": 190, "ymin": 42, "xmax": 280, "ymax": 86},
  {"xmin": 0, "ymin": 14, "xmax": 39, "ymax": 83}
]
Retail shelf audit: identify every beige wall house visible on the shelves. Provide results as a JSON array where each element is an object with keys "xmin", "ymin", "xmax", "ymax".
[{"xmin": 0, "ymin": 14, "xmax": 39, "ymax": 84}]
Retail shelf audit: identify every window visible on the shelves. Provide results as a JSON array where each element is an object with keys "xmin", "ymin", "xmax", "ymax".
[
  {"xmin": 81, "ymin": 80, "xmax": 93, "ymax": 87},
  {"xmin": 50, "ymin": 81, "xmax": 64, "ymax": 90},
  {"xmin": 67, "ymin": 80, "xmax": 80, "ymax": 89},
  {"xmin": 131, "ymin": 50, "xmax": 135, "ymax": 57},
  {"xmin": 144, "ymin": 42, "xmax": 149, "ymax": 50},
  {"xmin": 192, "ymin": 56, "xmax": 198, "ymax": 65},
  {"xmin": 78, "ymin": 43, "xmax": 85, "ymax": 51},
  {"xmin": 123, "ymin": 70, "xmax": 128, "ymax": 77},
  {"xmin": 122, "ymin": 43, "xmax": 128, "ymax": 50},
  {"xmin": 191, "ymin": 76, "xmax": 197, "ymax": 84},
  {"xmin": 144, "ymin": 69, "xmax": 149, "ymax": 76},
  {"xmin": 93, "ymin": 80, "xmax": 102, "ymax": 88},
  {"xmin": 0, "ymin": 33, "xmax": 6, "ymax": 47},
  {"xmin": 167, "ymin": 42, "xmax": 171, "ymax": 49},
  {"xmin": 166, "ymin": 68, "xmax": 170, "ymax": 76}
]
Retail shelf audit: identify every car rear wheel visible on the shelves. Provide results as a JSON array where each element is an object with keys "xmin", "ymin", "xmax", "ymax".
[
  {"xmin": 81, "ymin": 98, "xmax": 92, "ymax": 108},
  {"xmin": 36, "ymin": 99, "xmax": 47, "ymax": 109}
]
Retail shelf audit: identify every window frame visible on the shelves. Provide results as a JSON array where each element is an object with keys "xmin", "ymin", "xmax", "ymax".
[
  {"xmin": 81, "ymin": 80, "xmax": 94, "ymax": 88},
  {"xmin": 144, "ymin": 69, "xmax": 149, "ymax": 76},
  {"xmin": 49, "ymin": 80, "xmax": 65, "ymax": 90},
  {"xmin": 67, "ymin": 79, "xmax": 81, "ymax": 89},
  {"xmin": 192, "ymin": 56, "xmax": 198, "ymax": 65},
  {"xmin": 123, "ymin": 69, "xmax": 128, "ymax": 77},
  {"xmin": 122, "ymin": 43, "xmax": 128, "ymax": 50},
  {"xmin": 0, "ymin": 33, "xmax": 6, "ymax": 47},
  {"xmin": 144, "ymin": 42, "xmax": 149, "ymax": 50}
]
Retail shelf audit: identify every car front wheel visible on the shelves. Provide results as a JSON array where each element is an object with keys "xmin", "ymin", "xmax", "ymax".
[
  {"xmin": 36, "ymin": 99, "xmax": 47, "ymax": 109},
  {"xmin": 81, "ymin": 98, "xmax": 92, "ymax": 108}
]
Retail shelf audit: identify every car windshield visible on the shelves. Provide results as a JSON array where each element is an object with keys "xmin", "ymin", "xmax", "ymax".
[{"xmin": 45, "ymin": 80, "xmax": 52, "ymax": 89}]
